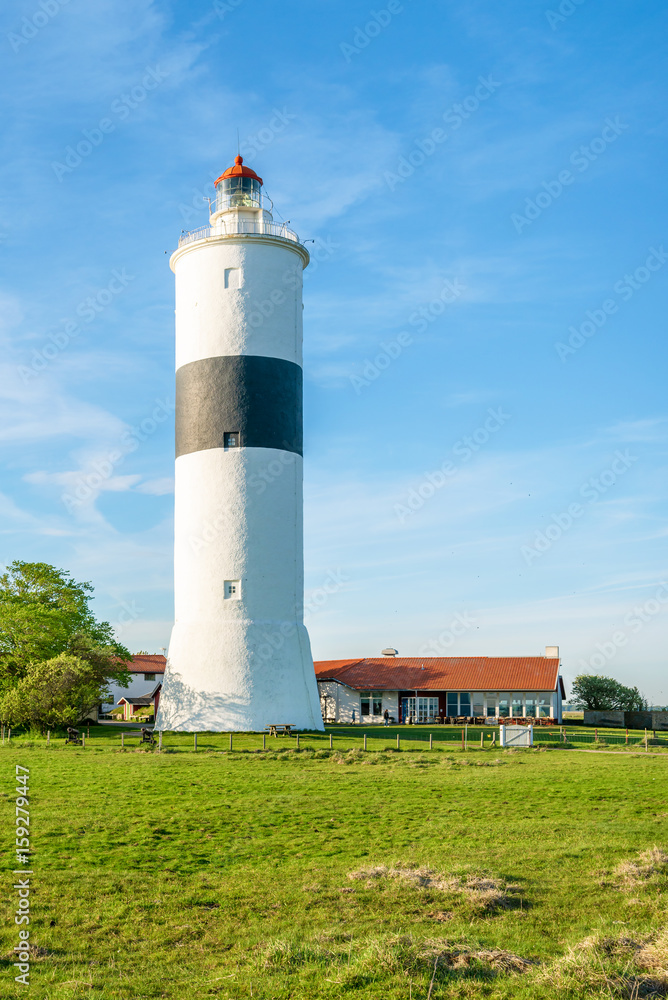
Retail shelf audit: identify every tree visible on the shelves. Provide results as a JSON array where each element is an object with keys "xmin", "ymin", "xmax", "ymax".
[
  {"xmin": 570, "ymin": 674, "xmax": 648, "ymax": 711},
  {"xmin": 0, "ymin": 655, "xmax": 113, "ymax": 730},
  {"xmin": 0, "ymin": 562, "xmax": 131, "ymax": 691}
]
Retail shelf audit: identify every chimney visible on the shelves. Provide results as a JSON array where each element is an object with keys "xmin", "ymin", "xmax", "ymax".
[
  {"xmin": 545, "ymin": 646, "xmax": 559, "ymax": 658},
  {"xmin": 381, "ymin": 648, "xmax": 398, "ymax": 657}
]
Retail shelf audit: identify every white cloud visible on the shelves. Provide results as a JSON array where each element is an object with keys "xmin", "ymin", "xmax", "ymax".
[{"xmin": 136, "ymin": 477, "xmax": 174, "ymax": 495}]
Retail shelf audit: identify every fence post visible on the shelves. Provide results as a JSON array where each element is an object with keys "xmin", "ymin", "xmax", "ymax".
[
  {"xmin": 363, "ymin": 734, "xmax": 367, "ymax": 751},
  {"xmin": 7, "ymin": 729, "xmax": 10, "ymax": 742},
  {"xmin": 159, "ymin": 732, "xmax": 162, "ymax": 752},
  {"xmin": 329, "ymin": 733, "xmax": 333, "ymax": 750},
  {"xmin": 465, "ymin": 725, "xmax": 468, "ymax": 751},
  {"xmin": 645, "ymin": 729, "xmax": 648, "ymax": 752},
  {"xmin": 595, "ymin": 728, "xmax": 598, "ymax": 742},
  {"xmin": 229, "ymin": 733, "xmax": 232, "ymax": 751},
  {"xmin": 82, "ymin": 735, "xmax": 85, "ymax": 749},
  {"xmin": 263, "ymin": 733, "xmax": 266, "ymax": 750},
  {"xmin": 121, "ymin": 733, "xmax": 124, "ymax": 750},
  {"xmin": 47, "ymin": 731, "xmax": 50, "ymax": 746},
  {"xmin": 480, "ymin": 731, "xmax": 484, "ymax": 748},
  {"xmin": 429, "ymin": 733, "xmax": 433, "ymax": 750},
  {"xmin": 397, "ymin": 733, "xmax": 400, "ymax": 750},
  {"xmin": 296, "ymin": 733, "xmax": 299, "ymax": 749}
]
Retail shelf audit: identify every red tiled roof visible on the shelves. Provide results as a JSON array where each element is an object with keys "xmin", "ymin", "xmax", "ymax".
[
  {"xmin": 314, "ymin": 657, "xmax": 561, "ymax": 692},
  {"xmin": 129, "ymin": 654, "xmax": 166, "ymax": 674}
]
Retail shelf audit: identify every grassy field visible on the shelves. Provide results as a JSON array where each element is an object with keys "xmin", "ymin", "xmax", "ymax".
[{"xmin": 1, "ymin": 729, "xmax": 667, "ymax": 999}]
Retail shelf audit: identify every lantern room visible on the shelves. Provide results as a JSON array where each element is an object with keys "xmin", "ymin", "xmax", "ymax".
[{"xmin": 213, "ymin": 155, "xmax": 263, "ymax": 214}]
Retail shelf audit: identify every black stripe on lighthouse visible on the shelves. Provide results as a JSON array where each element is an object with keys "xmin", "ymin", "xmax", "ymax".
[{"xmin": 175, "ymin": 355, "xmax": 303, "ymax": 459}]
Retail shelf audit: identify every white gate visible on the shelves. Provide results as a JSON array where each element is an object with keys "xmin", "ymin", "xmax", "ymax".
[{"xmin": 499, "ymin": 724, "xmax": 533, "ymax": 747}]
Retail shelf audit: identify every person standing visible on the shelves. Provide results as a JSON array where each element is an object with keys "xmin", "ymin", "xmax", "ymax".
[
  {"xmin": 352, "ymin": 709, "xmax": 356, "ymax": 725},
  {"xmin": 383, "ymin": 709, "xmax": 390, "ymax": 726}
]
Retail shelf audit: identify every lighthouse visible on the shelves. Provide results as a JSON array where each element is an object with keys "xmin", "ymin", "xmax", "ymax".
[{"xmin": 155, "ymin": 156, "xmax": 324, "ymax": 733}]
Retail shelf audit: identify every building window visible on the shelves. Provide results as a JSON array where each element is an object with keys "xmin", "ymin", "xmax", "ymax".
[
  {"xmin": 472, "ymin": 695, "xmax": 484, "ymax": 716},
  {"xmin": 485, "ymin": 697, "xmax": 497, "ymax": 718},
  {"xmin": 539, "ymin": 695, "xmax": 551, "ymax": 718},
  {"xmin": 512, "ymin": 695, "xmax": 523, "ymax": 717},
  {"xmin": 224, "ymin": 580, "xmax": 241, "ymax": 600},
  {"xmin": 525, "ymin": 697, "xmax": 536, "ymax": 717},
  {"xmin": 224, "ymin": 267, "xmax": 240, "ymax": 289},
  {"xmin": 446, "ymin": 693, "xmax": 458, "ymax": 716},
  {"xmin": 360, "ymin": 692, "xmax": 383, "ymax": 716},
  {"xmin": 499, "ymin": 695, "xmax": 510, "ymax": 718},
  {"xmin": 460, "ymin": 693, "xmax": 471, "ymax": 716},
  {"xmin": 144, "ymin": 673, "xmax": 155, "ymax": 681},
  {"xmin": 224, "ymin": 431, "xmax": 240, "ymax": 449}
]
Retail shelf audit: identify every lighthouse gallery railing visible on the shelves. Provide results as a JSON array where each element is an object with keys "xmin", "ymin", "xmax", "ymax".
[{"xmin": 178, "ymin": 220, "xmax": 301, "ymax": 248}]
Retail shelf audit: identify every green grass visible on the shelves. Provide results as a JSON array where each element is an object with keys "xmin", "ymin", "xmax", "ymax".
[{"xmin": 1, "ymin": 731, "xmax": 667, "ymax": 998}]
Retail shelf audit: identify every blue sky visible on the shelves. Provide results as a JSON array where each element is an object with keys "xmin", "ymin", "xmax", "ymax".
[{"xmin": 1, "ymin": 0, "xmax": 667, "ymax": 699}]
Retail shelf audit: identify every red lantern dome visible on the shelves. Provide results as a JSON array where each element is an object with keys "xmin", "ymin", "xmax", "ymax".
[{"xmin": 214, "ymin": 155, "xmax": 263, "ymax": 188}]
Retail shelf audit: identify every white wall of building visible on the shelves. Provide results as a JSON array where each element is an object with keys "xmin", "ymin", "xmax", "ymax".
[
  {"xmin": 103, "ymin": 672, "xmax": 162, "ymax": 713},
  {"xmin": 317, "ymin": 683, "xmax": 398, "ymax": 723}
]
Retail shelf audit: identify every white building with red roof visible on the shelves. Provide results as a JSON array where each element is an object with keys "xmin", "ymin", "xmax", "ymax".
[
  {"xmin": 315, "ymin": 647, "xmax": 564, "ymax": 724},
  {"xmin": 102, "ymin": 654, "xmax": 166, "ymax": 717}
]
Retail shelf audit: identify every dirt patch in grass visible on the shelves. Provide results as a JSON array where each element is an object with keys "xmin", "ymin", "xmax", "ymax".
[
  {"xmin": 420, "ymin": 939, "xmax": 535, "ymax": 973},
  {"xmin": 537, "ymin": 931, "xmax": 668, "ymax": 998},
  {"xmin": 347, "ymin": 863, "xmax": 521, "ymax": 911},
  {"xmin": 614, "ymin": 847, "xmax": 668, "ymax": 888}
]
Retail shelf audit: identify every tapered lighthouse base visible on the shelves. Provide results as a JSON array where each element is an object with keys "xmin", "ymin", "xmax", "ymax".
[{"xmin": 154, "ymin": 620, "xmax": 324, "ymax": 732}]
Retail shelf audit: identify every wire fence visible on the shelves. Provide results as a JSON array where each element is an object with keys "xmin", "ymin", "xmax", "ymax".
[{"xmin": 2, "ymin": 724, "xmax": 667, "ymax": 753}]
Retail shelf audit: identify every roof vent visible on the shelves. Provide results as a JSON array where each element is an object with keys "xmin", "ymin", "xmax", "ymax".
[
  {"xmin": 381, "ymin": 648, "xmax": 398, "ymax": 657},
  {"xmin": 545, "ymin": 645, "xmax": 559, "ymax": 658}
]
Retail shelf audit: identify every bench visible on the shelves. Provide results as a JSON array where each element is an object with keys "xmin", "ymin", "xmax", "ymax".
[{"xmin": 265, "ymin": 724, "xmax": 296, "ymax": 737}]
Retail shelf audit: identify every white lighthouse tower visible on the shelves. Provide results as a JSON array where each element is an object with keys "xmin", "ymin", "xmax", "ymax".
[{"xmin": 155, "ymin": 156, "xmax": 323, "ymax": 733}]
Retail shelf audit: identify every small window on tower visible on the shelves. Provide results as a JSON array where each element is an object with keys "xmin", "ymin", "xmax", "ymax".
[
  {"xmin": 224, "ymin": 268, "xmax": 240, "ymax": 289},
  {"xmin": 224, "ymin": 580, "xmax": 241, "ymax": 600},
  {"xmin": 224, "ymin": 432, "xmax": 240, "ymax": 449}
]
